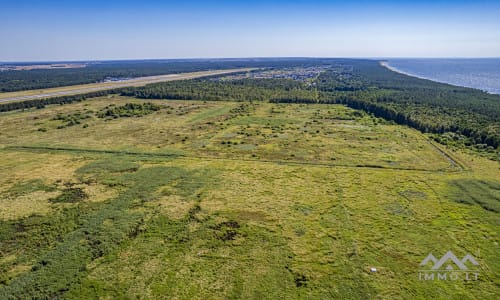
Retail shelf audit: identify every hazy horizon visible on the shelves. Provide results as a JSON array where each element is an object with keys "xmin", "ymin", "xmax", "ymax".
[
  {"xmin": 2, "ymin": 57, "xmax": 500, "ymax": 64},
  {"xmin": 1, "ymin": 0, "xmax": 500, "ymax": 61}
]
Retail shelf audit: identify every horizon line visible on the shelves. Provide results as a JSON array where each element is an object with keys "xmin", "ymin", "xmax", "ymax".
[{"xmin": 2, "ymin": 56, "xmax": 500, "ymax": 64}]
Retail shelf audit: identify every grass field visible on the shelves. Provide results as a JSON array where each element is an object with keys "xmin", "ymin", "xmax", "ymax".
[{"xmin": 0, "ymin": 96, "xmax": 498, "ymax": 299}]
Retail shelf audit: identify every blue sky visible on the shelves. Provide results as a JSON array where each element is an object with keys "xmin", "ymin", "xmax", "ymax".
[{"xmin": 1, "ymin": 0, "xmax": 499, "ymax": 61}]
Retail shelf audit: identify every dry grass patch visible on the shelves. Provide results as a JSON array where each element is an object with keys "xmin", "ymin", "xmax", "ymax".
[
  {"xmin": 81, "ymin": 183, "xmax": 119, "ymax": 203},
  {"xmin": 0, "ymin": 190, "xmax": 59, "ymax": 220}
]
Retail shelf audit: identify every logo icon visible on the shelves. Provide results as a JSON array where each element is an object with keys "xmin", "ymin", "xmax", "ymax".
[{"xmin": 418, "ymin": 250, "xmax": 479, "ymax": 281}]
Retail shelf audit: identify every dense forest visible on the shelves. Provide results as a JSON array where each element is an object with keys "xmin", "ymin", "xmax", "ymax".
[
  {"xmin": 1, "ymin": 59, "xmax": 498, "ymax": 155},
  {"xmin": 120, "ymin": 78, "xmax": 318, "ymax": 102}
]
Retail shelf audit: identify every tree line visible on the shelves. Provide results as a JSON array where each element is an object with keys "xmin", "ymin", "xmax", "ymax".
[{"xmin": 0, "ymin": 58, "xmax": 343, "ymax": 92}]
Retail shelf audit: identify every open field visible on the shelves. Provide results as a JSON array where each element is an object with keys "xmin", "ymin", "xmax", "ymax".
[
  {"xmin": 0, "ymin": 68, "xmax": 254, "ymax": 103},
  {"xmin": 0, "ymin": 96, "xmax": 498, "ymax": 299}
]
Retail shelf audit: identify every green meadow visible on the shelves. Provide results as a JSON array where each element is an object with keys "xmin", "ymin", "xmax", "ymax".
[{"xmin": 0, "ymin": 96, "xmax": 498, "ymax": 299}]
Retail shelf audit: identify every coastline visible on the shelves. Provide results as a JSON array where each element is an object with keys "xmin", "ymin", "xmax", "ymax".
[
  {"xmin": 379, "ymin": 61, "xmax": 422, "ymax": 78},
  {"xmin": 379, "ymin": 60, "xmax": 451, "ymax": 83},
  {"xmin": 379, "ymin": 60, "xmax": 500, "ymax": 95}
]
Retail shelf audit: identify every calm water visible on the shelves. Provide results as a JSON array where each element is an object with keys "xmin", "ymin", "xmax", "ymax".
[{"xmin": 385, "ymin": 59, "xmax": 500, "ymax": 94}]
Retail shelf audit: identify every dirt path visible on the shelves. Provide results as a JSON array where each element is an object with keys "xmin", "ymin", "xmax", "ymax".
[{"xmin": 428, "ymin": 140, "xmax": 465, "ymax": 171}]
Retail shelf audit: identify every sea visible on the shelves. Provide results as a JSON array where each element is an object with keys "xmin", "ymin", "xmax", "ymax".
[{"xmin": 383, "ymin": 58, "xmax": 500, "ymax": 95}]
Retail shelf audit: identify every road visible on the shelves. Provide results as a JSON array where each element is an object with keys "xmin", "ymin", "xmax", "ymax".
[{"xmin": 0, "ymin": 68, "xmax": 254, "ymax": 103}]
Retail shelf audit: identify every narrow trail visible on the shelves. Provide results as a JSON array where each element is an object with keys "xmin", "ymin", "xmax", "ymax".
[
  {"xmin": 427, "ymin": 140, "xmax": 466, "ymax": 171},
  {"xmin": 4, "ymin": 145, "xmax": 464, "ymax": 173}
]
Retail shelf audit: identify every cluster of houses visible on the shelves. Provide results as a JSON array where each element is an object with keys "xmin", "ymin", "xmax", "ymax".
[{"xmin": 217, "ymin": 66, "xmax": 332, "ymax": 82}]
